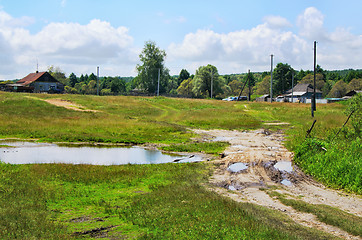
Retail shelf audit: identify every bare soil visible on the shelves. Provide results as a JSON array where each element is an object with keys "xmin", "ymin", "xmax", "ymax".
[
  {"xmin": 194, "ymin": 129, "xmax": 362, "ymax": 240},
  {"xmin": 44, "ymin": 98, "xmax": 99, "ymax": 112}
]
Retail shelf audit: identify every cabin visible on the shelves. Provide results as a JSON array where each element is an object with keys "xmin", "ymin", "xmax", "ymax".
[
  {"xmin": 6, "ymin": 71, "xmax": 64, "ymax": 93},
  {"xmin": 283, "ymin": 83, "xmax": 322, "ymax": 103},
  {"xmin": 343, "ymin": 90, "xmax": 362, "ymax": 99}
]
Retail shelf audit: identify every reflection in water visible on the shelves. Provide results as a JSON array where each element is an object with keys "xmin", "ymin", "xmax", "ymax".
[
  {"xmin": 228, "ymin": 162, "xmax": 248, "ymax": 173},
  {"xmin": 0, "ymin": 141, "xmax": 202, "ymax": 165},
  {"xmin": 274, "ymin": 161, "xmax": 293, "ymax": 172}
]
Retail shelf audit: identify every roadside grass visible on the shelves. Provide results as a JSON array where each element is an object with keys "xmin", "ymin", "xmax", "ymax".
[
  {"xmin": 0, "ymin": 163, "xmax": 67, "ymax": 239},
  {"xmin": 294, "ymin": 136, "xmax": 361, "ymax": 194},
  {"xmin": 268, "ymin": 191, "xmax": 362, "ymax": 237},
  {"xmin": 160, "ymin": 141, "xmax": 230, "ymax": 155},
  {"xmin": 0, "ymin": 162, "xmax": 336, "ymax": 239}
]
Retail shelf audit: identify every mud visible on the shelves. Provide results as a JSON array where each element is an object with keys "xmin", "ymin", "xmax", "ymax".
[{"xmin": 194, "ymin": 129, "xmax": 362, "ymax": 240}]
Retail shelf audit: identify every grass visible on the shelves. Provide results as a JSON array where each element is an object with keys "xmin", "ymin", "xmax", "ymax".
[
  {"xmin": 268, "ymin": 191, "xmax": 362, "ymax": 237},
  {"xmin": 0, "ymin": 91, "xmax": 360, "ymax": 239},
  {"xmin": 160, "ymin": 141, "xmax": 230, "ymax": 155},
  {"xmin": 0, "ymin": 162, "xmax": 336, "ymax": 239}
]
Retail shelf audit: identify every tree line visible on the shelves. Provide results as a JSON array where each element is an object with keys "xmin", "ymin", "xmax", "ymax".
[{"xmin": 46, "ymin": 41, "xmax": 362, "ymax": 98}]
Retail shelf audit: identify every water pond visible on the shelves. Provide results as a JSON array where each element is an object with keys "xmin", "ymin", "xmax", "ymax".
[{"xmin": 0, "ymin": 141, "xmax": 202, "ymax": 165}]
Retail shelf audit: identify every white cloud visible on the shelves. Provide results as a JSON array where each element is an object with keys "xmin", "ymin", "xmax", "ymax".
[
  {"xmin": 263, "ymin": 15, "xmax": 292, "ymax": 29},
  {"xmin": 0, "ymin": 10, "xmax": 138, "ymax": 79},
  {"xmin": 297, "ymin": 7, "xmax": 327, "ymax": 40},
  {"xmin": 168, "ymin": 20, "xmax": 309, "ymax": 74},
  {"xmin": 168, "ymin": 7, "xmax": 362, "ymax": 74}
]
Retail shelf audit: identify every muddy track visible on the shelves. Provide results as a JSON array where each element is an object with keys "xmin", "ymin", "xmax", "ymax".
[{"xmin": 194, "ymin": 129, "xmax": 362, "ymax": 240}]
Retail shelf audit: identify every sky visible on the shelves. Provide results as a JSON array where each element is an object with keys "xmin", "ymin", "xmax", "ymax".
[{"xmin": 0, "ymin": 0, "xmax": 361, "ymax": 79}]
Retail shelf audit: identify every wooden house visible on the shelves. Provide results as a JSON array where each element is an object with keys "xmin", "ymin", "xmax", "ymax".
[
  {"xmin": 283, "ymin": 83, "xmax": 322, "ymax": 103},
  {"xmin": 6, "ymin": 71, "xmax": 64, "ymax": 93}
]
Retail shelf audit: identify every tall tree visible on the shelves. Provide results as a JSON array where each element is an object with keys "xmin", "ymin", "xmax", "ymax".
[
  {"xmin": 135, "ymin": 41, "xmax": 170, "ymax": 94},
  {"xmin": 273, "ymin": 63, "xmax": 295, "ymax": 95},
  {"xmin": 192, "ymin": 64, "xmax": 224, "ymax": 98},
  {"xmin": 178, "ymin": 69, "xmax": 190, "ymax": 86},
  {"xmin": 68, "ymin": 73, "xmax": 78, "ymax": 87}
]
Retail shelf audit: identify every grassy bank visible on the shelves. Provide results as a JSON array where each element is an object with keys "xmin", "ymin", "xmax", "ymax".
[
  {"xmin": 0, "ymin": 162, "xmax": 335, "ymax": 239},
  {"xmin": 0, "ymin": 92, "xmax": 360, "ymax": 239}
]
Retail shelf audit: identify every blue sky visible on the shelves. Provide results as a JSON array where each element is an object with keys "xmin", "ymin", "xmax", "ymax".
[{"xmin": 0, "ymin": 0, "xmax": 361, "ymax": 79}]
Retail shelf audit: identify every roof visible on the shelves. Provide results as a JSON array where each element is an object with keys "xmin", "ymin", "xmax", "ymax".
[
  {"xmin": 285, "ymin": 83, "xmax": 321, "ymax": 94},
  {"xmin": 16, "ymin": 71, "xmax": 48, "ymax": 86},
  {"xmin": 345, "ymin": 90, "xmax": 362, "ymax": 96}
]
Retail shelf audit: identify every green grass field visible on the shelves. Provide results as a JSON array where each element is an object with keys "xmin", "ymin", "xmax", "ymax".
[{"xmin": 0, "ymin": 91, "xmax": 359, "ymax": 239}]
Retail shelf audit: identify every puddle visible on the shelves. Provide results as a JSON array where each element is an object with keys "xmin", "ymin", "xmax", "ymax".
[
  {"xmin": 228, "ymin": 162, "xmax": 248, "ymax": 173},
  {"xmin": 213, "ymin": 136, "xmax": 236, "ymax": 142},
  {"xmin": 228, "ymin": 185, "xmax": 237, "ymax": 191},
  {"xmin": 0, "ymin": 141, "xmax": 202, "ymax": 165},
  {"xmin": 274, "ymin": 161, "xmax": 293, "ymax": 172},
  {"xmin": 281, "ymin": 179, "xmax": 293, "ymax": 186}
]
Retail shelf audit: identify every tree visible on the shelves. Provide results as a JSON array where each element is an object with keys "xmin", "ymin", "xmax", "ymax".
[
  {"xmin": 273, "ymin": 63, "xmax": 295, "ymax": 95},
  {"xmin": 255, "ymin": 76, "xmax": 270, "ymax": 95},
  {"xmin": 347, "ymin": 78, "xmax": 362, "ymax": 92},
  {"xmin": 192, "ymin": 64, "xmax": 224, "ymax": 98},
  {"xmin": 228, "ymin": 80, "xmax": 242, "ymax": 96},
  {"xmin": 177, "ymin": 78, "xmax": 194, "ymax": 97},
  {"xmin": 178, "ymin": 69, "xmax": 190, "ymax": 86},
  {"xmin": 299, "ymin": 73, "xmax": 325, "ymax": 91},
  {"xmin": 328, "ymin": 80, "xmax": 348, "ymax": 98},
  {"xmin": 48, "ymin": 65, "xmax": 67, "ymax": 85},
  {"xmin": 245, "ymin": 71, "xmax": 256, "ymax": 99},
  {"xmin": 135, "ymin": 41, "xmax": 170, "ymax": 94},
  {"xmin": 68, "ymin": 73, "xmax": 78, "ymax": 87}
]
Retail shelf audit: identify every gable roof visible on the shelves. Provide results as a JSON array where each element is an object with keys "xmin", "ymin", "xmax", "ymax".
[
  {"xmin": 16, "ymin": 71, "xmax": 59, "ymax": 86},
  {"xmin": 285, "ymin": 83, "xmax": 321, "ymax": 94}
]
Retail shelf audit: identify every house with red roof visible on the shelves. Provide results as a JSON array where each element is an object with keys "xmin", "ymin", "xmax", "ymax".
[{"xmin": 6, "ymin": 71, "xmax": 64, "ymax": 93}]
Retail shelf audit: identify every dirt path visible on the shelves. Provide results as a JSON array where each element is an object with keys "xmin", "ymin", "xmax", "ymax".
[
  {"xmin": 45, "ymin": 98, "xmax": 99, "ymax": 112},
  {"xmin": 195, "ymin": 129, "xmax": 361, "ymax": 239}
]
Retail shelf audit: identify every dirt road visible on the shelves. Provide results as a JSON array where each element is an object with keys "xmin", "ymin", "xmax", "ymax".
[{"xmin": 194, "ymin": 129, "xmax": 361, "ymax": 239}]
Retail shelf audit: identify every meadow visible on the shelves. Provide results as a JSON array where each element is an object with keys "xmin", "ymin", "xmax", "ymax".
[{"xmin": 0, "ymin": 91, "xmax": 360, "ymax": 239}]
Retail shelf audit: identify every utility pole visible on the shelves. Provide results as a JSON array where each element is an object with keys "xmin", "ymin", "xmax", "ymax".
[
  {"xmin": 157, "ymin": 68, "xmax": 160, "ymax": 96},
  {"xmin": 97, "ymin": 66, "xmax": 99, "ymax": 96},
  {"xmin": 211, "ymin": 71, "xmax": 214, "ymax": 99},
  {"xmin": 248, "ymin": 69, "xmax": 251, "ymax": 101},
  {"xmin": 270, "ymin": 54, "xmax": 274, "ymax": 102},
  {"xmin": 311, "ymin": 41, "xmax": 317, "ymax": 117},
  {"xmin": 291, "ymin": 72, "xmax": 294, "ymax": 103}
]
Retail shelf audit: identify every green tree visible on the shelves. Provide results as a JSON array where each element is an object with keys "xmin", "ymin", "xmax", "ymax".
[
  {"xmin": 328, "ymin": 80, "xmax": 348, "ymax": 98},
  {"xmin": 192, "ymin": 64, "xmax": 224, "ymax": 98},
  {"xmin": 48, "ymin": 65, "xmax": 67, "ymax": 85},
  {"xmin": 227, "ymin": 80, "xmax": 242, "ymax": 96},
  {"xmin": 273, "ymin": 63, "xmax": 295, "ymax": 95},
  {"xmin": 135, "ymin": 41, "xmax": 170, "ymax": 94},
  {"xmin": 178, "ymin": 69, "xmax": 190, "ymax": 86},
  {"xmin": 299, "ymin": 73, "xmax": 325, "ymax": 91},
  {"xmin": 177, "ymin": 78, "xmax": 194, "ymax": 97},
  {"xmin": 255, "ymin": 76, "xmax": 271, "ymax": 95},
  {"xmin": 347, "ymin": 78, "xmax": 362, "ymax": 92},
  {"xmin": 68, "ymin": 73, "xmax": 78, "ymax": 87}
]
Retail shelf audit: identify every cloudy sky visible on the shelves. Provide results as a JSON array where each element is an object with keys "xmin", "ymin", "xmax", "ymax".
[{"xmin": 0, "ymin": 0, "xmax": 361, "ymax": 79}]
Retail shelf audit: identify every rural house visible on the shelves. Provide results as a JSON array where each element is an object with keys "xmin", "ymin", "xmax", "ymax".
[
  {"xmin": 283, "ymin": 83, "xmax": 322, "ymax": 103},
  {"xmin": 6, "ymin": 71, "xmax": 64, "ymax": 93}
]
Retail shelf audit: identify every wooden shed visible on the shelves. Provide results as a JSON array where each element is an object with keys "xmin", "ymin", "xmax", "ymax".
[{"xmin": 7, "ymin": 71, "xmax": 64, "ymax": 93}]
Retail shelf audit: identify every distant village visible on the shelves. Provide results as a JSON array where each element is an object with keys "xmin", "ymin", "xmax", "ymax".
[{"xmin": 0, "ymin": 67, "xmax": 361, "ymax": 104}]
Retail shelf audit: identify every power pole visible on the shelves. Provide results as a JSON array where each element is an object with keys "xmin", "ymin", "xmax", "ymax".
[
  {"xmin": 311, "ymin": 41, "xmax": 317, "ymax": 117},
  {"xmin": 211, "ymin": 71, "xmax": 214, "ymax": 99},
  {"xmin": 270, "ymin": 54, "xmax": 274, "ymax": 102},
  {"xmin": 156, "ymin": 68, "xmax": 160, "ymax": 96},
  {"xmin": 248, "ymin": 69, "xmax": 251, "ymax": 101},
  {"xmin": 97, "ymin": 66, "xmax": 99, "ymax": 96},
  {"xmin": 291, "ymin": 72, "xmax": 294, "ymax": 103}
]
